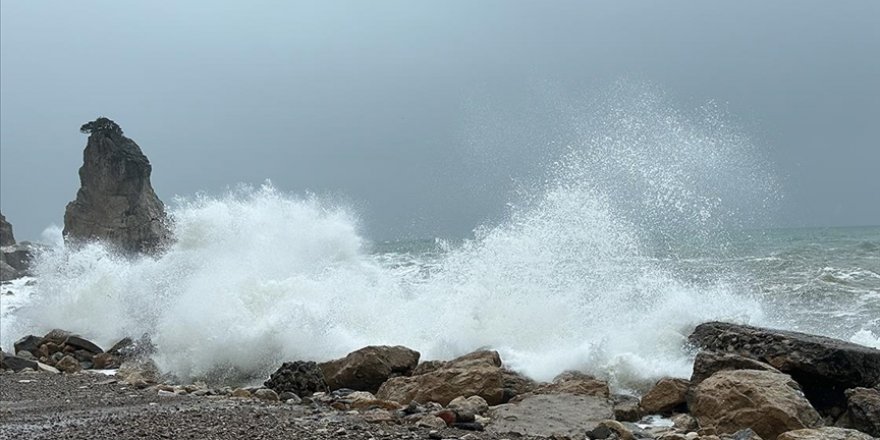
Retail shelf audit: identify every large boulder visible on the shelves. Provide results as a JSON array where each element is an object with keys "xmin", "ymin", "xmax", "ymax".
[
  {"xmin": 318, "ymin": 345, "xmax": 420, "ymax": 393},
  {"xmin": 0, "ymin": 212, "xmax": 14, "ymax": 246},
  {"xmin": 777, "ymin": 427, "xmax": 875, "ymax": 440},
  {"xmin": 63, "ymin": 117, "xmax": 170, "ymax": 254},
  {"xmin": 689, "ymin": 322, "xmax": 880, "ymax": 412},
  {"xmin": 487, "ymin": 393, "xmax": 614, "ymax": 437},
  {"xmin": 376, "ymin": 350, "xmax": 510, "ymax": 406},
  {"xmin": 690, "ymin": 369, "xmax": 823, "ymax": 440},
  {"xmin": 835, "ymin": 387, "xmax": 880, "ymax": 437},
  {"xmin": 264, "ymin": 361, "xmax": 329, "ymax": 397}
]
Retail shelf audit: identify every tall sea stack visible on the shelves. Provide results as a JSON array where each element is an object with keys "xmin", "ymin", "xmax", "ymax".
[{"xmin": 63, "ymin": 117, "xmax": 170, "ymax": 254}]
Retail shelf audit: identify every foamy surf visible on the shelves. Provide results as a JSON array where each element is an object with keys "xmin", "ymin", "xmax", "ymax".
[{"xmin": 3, "ymin": 88, "xmax": 800, "ymax": 392}]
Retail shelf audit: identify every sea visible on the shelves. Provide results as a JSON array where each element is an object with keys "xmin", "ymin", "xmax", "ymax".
[{"xmin": 1, "ymin": 92, "xmax": 877, "ymax": 393}]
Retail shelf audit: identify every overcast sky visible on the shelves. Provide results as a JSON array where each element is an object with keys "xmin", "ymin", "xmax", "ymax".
[{"xmin": 1, "ymin": 1, "xmax": 878, "ymax": 241}]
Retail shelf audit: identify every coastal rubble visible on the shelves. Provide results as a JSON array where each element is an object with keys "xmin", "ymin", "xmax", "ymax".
[{"xmin": 2, "ymin": 322, "xmax": 879, "ymax": 439}]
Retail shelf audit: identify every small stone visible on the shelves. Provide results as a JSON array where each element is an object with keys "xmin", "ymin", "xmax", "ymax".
[
  {"xmin": 231, "ymin": 388, "xmax": 252, "ymax": 398},
  {"xmin": 35, "ymin": 362, "xmax": 60, "ymax": 374},
  {"xmin": 157, "ymin": 390, "xmax": 175, "ymax": 397},
  {"xmin": 253, "ymin": 388, "xmax": 279, "ymax": 401},
  {"xmin": 417, "ymin": 415, "xmax": 447, "ymax": 430},
  {"xmin": 427, "ymin": 431, "xmax": 442, "ymax": 440}
]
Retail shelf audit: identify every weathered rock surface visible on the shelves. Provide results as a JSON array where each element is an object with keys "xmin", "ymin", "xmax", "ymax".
[
  {"xmin": 264, "ymin": 361, "xmax": 329, "ymax": 397},
  {"xmin": 376, "ymin": 350, "xmax": 509, "ymax": 406},
  {"xmin": 640, "ymin": 377, "xmax": 689, "ymax": 414},
  {"xmin": 777, "ymin": 427, "xmax": 875, "ymax": 440},
  {"xmin": 517, "ymin": 371, "xmax": 610, "ymax": 400},
  {"xmin": 0, "ymin": 213, "xmax": 33, "ymax": 280},
  {"xmin": 835, "ymin": 387, "xmax": 880, "ymax": 437},
  {"xmin": 689, "ymin": 321, "xmax": 880, "ymax": 412},
  {"xmin": 487, "ymin": 393, "xmax": 614, "ymax": 437},
  {"xmin": 0, "ymin": 351, "xmax": 39, "ymax": 371},
  {"xmin": 319, "ymin": 345, "xmax": 420, "ymax": 393},
  {"xmin": 690, "ymin": 369, "xmax": 823, "ymax": 440},
  {"xmin": 0, "ymin": 212, "xmax": 14, "ymax": 246},
  {"xmin": 64, "ymin": 117, "xmax": 170, "ymax": 254},
  {"xmin": 690, "ymin": 351, "xmax": 782, "ymax": 387},
  {"xmin": 612, "ymin": 394, "xmax": 642, "ymax": 422}
]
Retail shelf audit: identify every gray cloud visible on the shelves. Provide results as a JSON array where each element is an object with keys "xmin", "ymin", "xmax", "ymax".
[{"xmin": 2, "ymin": 1, "xmax": 878, "ymax": 241}]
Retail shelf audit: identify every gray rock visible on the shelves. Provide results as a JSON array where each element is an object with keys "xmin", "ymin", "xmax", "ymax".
[
  {"xmin": 264, "ymin": 361, "xmax": 329, "ymax": 397},
  {"xmin": 612, "ymin": 394, "xmax": 642, "ymax": 422},
  {"xmin": 0, "ymin": 260, "xmax": 16, "ymax": 281},
  {"xmin": 0, "ymin": 212, "xmax": 14, "ymax": 246},
  {"xmin": 487, "ymin": 392, "xmax": 614, "ymax": 437},
  {"xmin": 689, "ymin": 321, "xmax": 880, "ymax": 413},
  {"xmin": 834, "ymin": 387, "xmax": 880, "ymax": 437},
  {"xmin": 64, "ymin": 335, "xmax": 104, "ymax": 355},
  {"xmin": 64, "ymin": 117, "xmax": 170, "ymax": 254},
  {"xmin": 0, "ymin": 351, "xmax": 38, "ymax": 371},
  {"xmin": 13, "ymin": 335, "xmax": 42, "ymax": 357}
]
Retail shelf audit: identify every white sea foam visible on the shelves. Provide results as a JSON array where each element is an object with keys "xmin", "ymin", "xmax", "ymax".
[{"xmin": 6, "ymin": 87, "xmax": 778, "ymax": 391}]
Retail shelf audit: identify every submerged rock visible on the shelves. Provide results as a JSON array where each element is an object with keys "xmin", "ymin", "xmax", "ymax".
[
  {"xmin": 690, "ymin": 369, "xmax": 823, "ymax": 440},
  {"xmin": 64, "ymin": 117, "xmax": 170, "ymax": 254},
  {"xmin": 318, "ymin": 345, "xmax": 420, "ymax": 394},
  {"xmin": 689, "ymin": 321, "xmax": 880, "ymax": 413}
]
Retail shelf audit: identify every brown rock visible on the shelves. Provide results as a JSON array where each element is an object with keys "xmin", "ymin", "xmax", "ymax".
[
  {"xmin": 520, "ymin": 371, "xmax": 610, "ymax": 400},
  {"xmin": 56, "ymin": 355, "xmax": 83, "ymax": 374},
  {"xmin": 690, "ymin": 369, "xmax": 823, "ymax": 440},
  {"xmin": 690, "ymin": 351, "xmax": 781, "ymax": 386},
  {"xmin": 640, "ymin": 378, "xmax": 689, "ymax": 414},
  {"xmin": 376, "ymin": 363, "xmax": 505, "ymax": 406},
  {"xmin": 777, "ymin": 427, "xmax": 875, "ymax": 440},
  {"xmin": 91, "ymin": 353, "xmax": 118, "ymax": 369},
  {"xmin": 318, "ymin": 345, "xmax": 420, "ymax": 393}
]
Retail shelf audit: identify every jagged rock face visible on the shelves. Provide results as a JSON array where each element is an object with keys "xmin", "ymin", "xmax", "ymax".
[
  {"xmin": 0, "ymin": 212, "xmax": 14, "ymax": 246},
  {"xmin": 63, "ymin": 118, "xmax": 169, "ymax": 254}
]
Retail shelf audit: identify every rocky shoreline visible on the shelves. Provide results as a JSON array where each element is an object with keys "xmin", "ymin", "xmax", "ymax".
[{"xmin": 2, "ymin": 322, "xmax": 878, "ymax": 440}]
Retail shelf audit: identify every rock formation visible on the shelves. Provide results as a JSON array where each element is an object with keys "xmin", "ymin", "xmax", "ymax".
[
  {"xmin": 0, "ymin": 212, "xmax": 14, "ymax": 246},
  {"xmin": 63, "ymin": 117, "xmax": 169, "ymax": 254},
  {"xmin": 0, "ymin": 212, "xmax": 33, "ymax": 281},
  {"xmin": 689, "ymin": 321, "xmax": 880, "ymax": 413}
]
